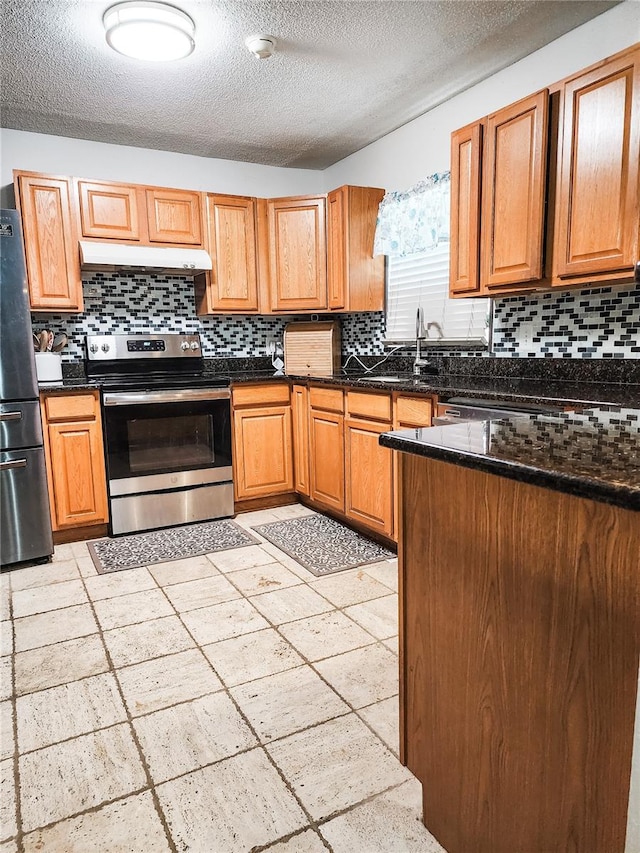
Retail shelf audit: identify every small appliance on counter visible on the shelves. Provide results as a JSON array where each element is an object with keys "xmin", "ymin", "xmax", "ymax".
[
  {"xmin": 0, "ymin": 209, "xmax": 54, "ymax": 567},
  {"xmin": 85, "ymin": 333, "xmax": 234, "ymax": 536},
  {"xmin": 283, "ymin": 321, "xmax": 341, "ymax": 376}
]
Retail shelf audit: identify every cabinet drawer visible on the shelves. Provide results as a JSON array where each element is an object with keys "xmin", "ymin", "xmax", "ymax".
[
  {"xmin": 395, "ymin": 395, "xmax": 432, "ymax": 427},
  {"xmin": 44, "ymin": 393, "xmax": 98, "ymax": 422},
  {"xmin": 232, "ymin": 383, "xmax": 290, "ymax": 408},
  {"xmin": 309, "ymin": 386, "xmax": 344, "ymax": 414},
  {"xmin": 346, "ymin": 390, "xmax": 392, "ymax": 422}
]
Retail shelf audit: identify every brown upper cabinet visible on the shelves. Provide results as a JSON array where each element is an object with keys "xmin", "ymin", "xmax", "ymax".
[
  {"xmin": 481, "ymin": 91, "xmax": 548, "ymax": 291},
  {"xmin": 197, "ymin": 194, "xmax": 260, "ymax": 314},
  {"xmin": 146, "ymin": 188, "xmax": 202, "ymax": 245},
  {"xmin": 78, "ymin": 180, "xmax": 141, "ymax": 241},
  {"xmin": 449, "ymin": 122, "xmax": 483, "ymax": 295},
  {"xmin": 268, "ymin": 195, "xmax": 328, "ymax": 312},
  {"xmin": 450, "ymin": 45, "xmax": 640, "ymax": 298},
  {"xmin": 14, "ymin": 171, "xmax": 84, "ymax": 312},
  {"xmin": 327, "ymin": 185, "xmax": 385, "ymax": 312},
  {"xmin": 552, "ymin": 49, "xmax": 640, "ymax": 286}
]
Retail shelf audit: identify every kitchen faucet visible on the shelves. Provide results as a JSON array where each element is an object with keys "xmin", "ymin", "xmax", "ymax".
[{"xmin": 413, "ymin": 306, "xmax": 429, "ymax": 376}]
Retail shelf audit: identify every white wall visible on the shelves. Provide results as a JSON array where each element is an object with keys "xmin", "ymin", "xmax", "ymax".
[
  {"xmin": 322, "ymin": 2, "xmax": 640, "ymax": 191},
  {"xmin": 0, "ymin": 129, "xmax": 324, "ymax": 207}
]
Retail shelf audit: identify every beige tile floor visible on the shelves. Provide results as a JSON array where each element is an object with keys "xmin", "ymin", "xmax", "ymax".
[{"xmin": 0, "ymin": 505, "xmax": 446, "ymax": 853}]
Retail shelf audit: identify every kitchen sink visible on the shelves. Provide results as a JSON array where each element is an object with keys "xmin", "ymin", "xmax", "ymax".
[{"xmin": 356, "ymin": 376, "xmax": 407, "ymax": 383}]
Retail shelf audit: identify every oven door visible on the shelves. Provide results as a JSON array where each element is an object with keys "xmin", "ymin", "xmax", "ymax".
[{"xmin": 102, "ymin": 388, "xmax": 232, "ymax": 497}]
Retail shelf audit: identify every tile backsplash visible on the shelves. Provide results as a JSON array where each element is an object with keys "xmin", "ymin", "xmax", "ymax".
[{"xmin": 31, "ymin": 273, "xmax": 639, "ymax": 363}]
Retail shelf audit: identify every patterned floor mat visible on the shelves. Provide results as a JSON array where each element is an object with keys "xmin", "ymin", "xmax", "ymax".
[
  {"xmin": 88, "ymin": 519, "xmax": 259, "ymax": 574},
  {"xmin": 252, "ymin": 514, "xmax": 395, "ymax": 577}
]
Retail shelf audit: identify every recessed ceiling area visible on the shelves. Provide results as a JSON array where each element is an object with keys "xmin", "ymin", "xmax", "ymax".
[{"xmin": 0, "ymin": 0, "xmax": 621, "ymax": 169}]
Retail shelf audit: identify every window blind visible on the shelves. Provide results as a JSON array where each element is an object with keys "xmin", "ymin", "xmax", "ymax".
[{"xmin": 385, "ymin": 245, "xmax": 490, "ymax": 345}]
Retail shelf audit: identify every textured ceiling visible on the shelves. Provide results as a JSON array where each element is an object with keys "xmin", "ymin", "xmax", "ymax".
[{"xmin": 0, "ymin": 0, "xmax": 620, "ymax": 169}]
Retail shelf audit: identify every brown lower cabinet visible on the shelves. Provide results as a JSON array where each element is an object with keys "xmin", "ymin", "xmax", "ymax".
[
  {"xmin": 40, "ymin": 391, "xmax": 108, "ymax": 531},
  {"xmin": 309, "ymin": 408, "xmax": 345, "ymax": 513},
  {"xmin": 344, "ymin": 417, "xmax": 394, "ymax": 537},
  {"xmin": 232, "ymin": 383, "xmax": 294, "ymax": 500}
]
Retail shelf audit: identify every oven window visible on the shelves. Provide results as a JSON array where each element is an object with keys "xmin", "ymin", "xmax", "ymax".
[
  {"xmin": 103, "ymin": 398, "xmax": 232, "ymax": 482},
  {"xmin": 127, "ymin": 414, "xmax": 214, "ymax": 473}
]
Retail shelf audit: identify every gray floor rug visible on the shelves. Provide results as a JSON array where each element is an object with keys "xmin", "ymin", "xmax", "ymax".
[
  {"xmin": 88, "ymin": 520, "xmax": 260, "ymax": 574},
  {"xmin": 252, "ymin": 514, "xmax": 395, "ymax": 577}
]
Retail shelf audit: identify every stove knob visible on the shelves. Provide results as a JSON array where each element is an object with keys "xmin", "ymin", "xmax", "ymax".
[
  {"xmin": 101, "ymin": 343, "xmax": 110, "ymax": 353},
  {"xmin": 180, "ymin": 341, "xmax": 190, "ymax": 351},
  {"xmin": 190, "ymin": 341, "xmax": 199, "ymax": 351},
  {"xmin": 89, "ymin": 344, "xmax": 99, "ymax": 353}
]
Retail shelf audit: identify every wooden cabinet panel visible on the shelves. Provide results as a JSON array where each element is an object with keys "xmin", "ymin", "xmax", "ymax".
[
  {"xmin": 327, "ymin": 188, "xmax": 346, "ymax": 310},
  {"xmin": 401, "ymin": 454, "xmax": 639, "ymax": 853},
  {"xmin": 78, "ymin": 180, "xmax": 141, "ymax": 241},
  {"xmin": 41, "ymin": 391, "xmax": 107, "ymax": 531},
  {"xmin": 291, "ymin": 384, "xmax": 310, "ymax": 496},
  {"xmin": 147, "ymin": 188, "xmax": 203, "ymax": 245},
  {"xmin": 395, "ymin": 395, "xmax": 433, "ymax": 428},
  {"xmin": 308, "ymin": 386, "xmax": 344, "ymax": 414},
  {"xmin": 233, "ymin": 383, "xmax": 290, "ymax": 408},
  {"xmin": 345, "ymin": 418, "xmax": 393, "ymax": 537},
  {"xmin": 328, "ymin": 185, "xmax": 385, "ymax": 312},
  {"xmin": 15, "ymin": 172, "xmax": 83, "ymax": 312},
  {"xmin": 204, "ymin": 194, "xmax": 258, "ymax": 312},
  {"xmin": 233, "ymin": 406, "xmax": 293, "ymax": 499},
  {"xmin": 309, "ymin": 409, "xmax": 344, "ymax": 512},
  {"xmin": 553, "ymin": 49, "xmax": 639, "ymax": 282},
  {"xmin": 268, "ymin": 196, "xmax": 327, "ymax": 311},
  {"xmin": 346, "ymin": 390, "xmax": 392, "ymax": 423},
  {"xmin": 481, "ymin": 91, "xmax": 548, "ymax": 289},
  {"xmin": 450, "ymin": 123, "xmax": 483, "ymax": 295}
]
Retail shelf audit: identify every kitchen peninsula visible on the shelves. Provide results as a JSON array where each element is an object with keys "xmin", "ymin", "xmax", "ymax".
[{"xmin": 381, "ymin": 407, "xmax": 640, "ymax": 853}]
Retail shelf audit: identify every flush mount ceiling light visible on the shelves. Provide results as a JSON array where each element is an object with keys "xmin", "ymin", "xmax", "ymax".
[
  {"xmin": 245, "ymin": 34, "xmax": 277, "ymax": 59},
  {"xmin": 103, "ymin": 1, "xmax": 196, "ymax": 62}
]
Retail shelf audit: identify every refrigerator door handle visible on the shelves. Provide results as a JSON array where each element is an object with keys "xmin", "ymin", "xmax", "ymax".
[
  {"xmin": 0, "ymin": 411, "xmax": 23, "ymax": 422},
  {"xmin": 0, "ymin": 458, "xmax": 27, "ymax": 471}
]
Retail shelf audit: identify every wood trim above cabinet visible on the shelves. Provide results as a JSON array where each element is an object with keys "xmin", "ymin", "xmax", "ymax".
[
  {"xmin": 481, "ymin": 90, "xmax": 549, "ymax": 290},
  {"xmin": 553, "ymin": 47, "xmax": 640, "ymax": 283},
  {"xmin": 450, "ymin": 122, "xmax": 483, "ymax": 296},
  {"xmin": 15, "ymin": 171, "xmax": 84, "ymax": 312}
]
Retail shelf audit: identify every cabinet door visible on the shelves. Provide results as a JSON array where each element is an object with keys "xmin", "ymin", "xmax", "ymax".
[
  {"xmin": 481, "ymin": 91, "xmax": 548, "ymax": 289},
  {"xmin": 450, "ymin": 123, "xmax": 483, "ymax": 295},
  {"xmin": 78, "ymin": 180, "xmax": 141, "ymax": 240},
  {"xmin": 553, "ymin": 49, "xmax": 640, "ymax": 281},
  {"xmin": 268, "ymin": 196, "xmax": 327, "ymax": 311},
  {"xmin": 345, "ymin": 418, "xmax": 394, "ymax": 537},
  {"xmin": 16, "ymin": 173, "xmax": 83, "ymax": 312},
  {"xmin": 46, "ymin": 418, "xmax": 108, "ymax": 529},
  {"xmin": 309, "ymin": 409, "xmax": 344, "ymax": 512},
  {"xmin": 327, "ymin": 187, "xmax": 346, "ymax": 310},
  {"xmin": 205, "ymin": 195, "xmax": 259, "ymax": 311},
  {"xmin": 146, "ymin": 188, "xmax": 203, "ymax": 245},
  {"xmin": 291, "ymin": 385, "xmax": 310, "ymax": 496},
  {"xmin": 234, "ymin": 406, "xmax": 293, "ymax": 499}
]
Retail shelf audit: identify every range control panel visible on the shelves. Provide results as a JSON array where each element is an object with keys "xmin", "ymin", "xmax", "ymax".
[{"xmin": 86, "ymin": 334, "xmax": 201, "ymax": 360}]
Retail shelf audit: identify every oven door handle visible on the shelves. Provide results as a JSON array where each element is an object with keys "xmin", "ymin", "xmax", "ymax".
[{"xmin": 103, "ymin": 388, "xmax": 231, "ymax": 406}]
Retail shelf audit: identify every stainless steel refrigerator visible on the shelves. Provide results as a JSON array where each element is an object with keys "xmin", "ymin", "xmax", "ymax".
[{"xmin": 1, "ymin": 208, "xmax": 54, "ymax": 566}]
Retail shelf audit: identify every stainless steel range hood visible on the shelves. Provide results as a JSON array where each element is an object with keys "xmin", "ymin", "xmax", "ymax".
[{"xmin": 79, "ymin": 241, "xmax": 212, "ymax": 275}]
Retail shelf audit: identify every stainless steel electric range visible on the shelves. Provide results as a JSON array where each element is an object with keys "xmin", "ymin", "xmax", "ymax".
[{"xmin": 86, "ymin": 333, "xmax": 233, "ymax": 536}]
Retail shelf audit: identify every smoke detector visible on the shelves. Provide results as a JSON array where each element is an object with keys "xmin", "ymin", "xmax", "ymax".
[{"xmin": 245, "ymin": 34, "xmax": 276, "ymax": 59}]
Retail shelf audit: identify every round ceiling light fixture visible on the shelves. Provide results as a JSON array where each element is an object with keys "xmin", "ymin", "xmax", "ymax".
[
  {"xmin": 103, "ymin": 1, "xmax": 196, "ymax": 62},
  {"xmin": 245, "ymin": 34, "xmax": 277, "ymax": 60}
]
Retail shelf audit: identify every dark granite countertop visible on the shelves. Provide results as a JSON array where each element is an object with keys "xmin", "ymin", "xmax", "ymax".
[
  {"xmin": 41, "ymin": 369, "xmax": 640, "ymax": 408},
  {"xmin": 380, "ymin": 406, "xmax": 640, "ymax": 511}
]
